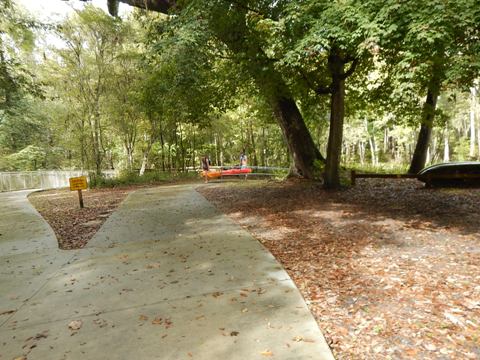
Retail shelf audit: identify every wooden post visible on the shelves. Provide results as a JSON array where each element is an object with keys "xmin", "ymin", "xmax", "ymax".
[
  {"xmin": 351, "ymin": 170, "xmax": 356, "ymax": 186},
  {"xmin": 77, "ymin": 189, "xmax": 84, "ymax": 208},
  {"xmin": 69, "ymin": 176, "xmax": 87, "ymax": 208}
]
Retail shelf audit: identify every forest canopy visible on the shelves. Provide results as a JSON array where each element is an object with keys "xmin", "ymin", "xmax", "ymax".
[{"xmin": 0, "ymin": 0, "xmax": 479, "ymax": 187}]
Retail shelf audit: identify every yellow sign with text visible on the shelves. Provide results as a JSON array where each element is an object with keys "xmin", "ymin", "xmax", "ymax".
[{"xmin": 69, "ymin": 176, "xmax": 88, "ymax": 191}]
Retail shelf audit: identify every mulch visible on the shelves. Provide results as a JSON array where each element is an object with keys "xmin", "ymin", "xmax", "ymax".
[
  {"xmin": 198, "ymin": 179, "xmax": 480, "ymax": 359},
  {"xmin": 28, "ymin": 187, "xmax": 134, "ymax": 249}
]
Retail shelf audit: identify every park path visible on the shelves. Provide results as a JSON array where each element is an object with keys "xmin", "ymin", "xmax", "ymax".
[{"xmin": 0, "ymin": 185, "xmax": 334, "ymax": 360}]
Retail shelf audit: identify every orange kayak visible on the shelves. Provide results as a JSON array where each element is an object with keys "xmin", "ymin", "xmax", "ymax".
[{"xmin": 201, "ymin": 168, "xmax": 252, "ymax": 179}]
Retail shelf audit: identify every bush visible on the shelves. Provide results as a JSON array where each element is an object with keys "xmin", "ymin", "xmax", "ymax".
[{"xmin": 89, "ymin": 170, "xmax": 199, "ymax": 188}]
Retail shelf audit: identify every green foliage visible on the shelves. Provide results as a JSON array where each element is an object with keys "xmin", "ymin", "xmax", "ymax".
[
  {"xmin": 1, "ymin": 1, "xmax": 479, "ymax": 179},
  {"xmin": 89, "ymin": 170, "xmax": 199, "ymax": 188}
]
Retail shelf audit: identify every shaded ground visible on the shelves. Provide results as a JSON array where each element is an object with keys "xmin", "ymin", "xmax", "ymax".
[
  {"xmin": 28, "ymin": 187, "xmax": 135, "ymax": 249},
  {"xmin": 2, "ymin": 185, "xmax": 333, "ymax": 360},
  {"xmin": 198, "ymin": 179, "xmax": 480, "ymax": 359}
]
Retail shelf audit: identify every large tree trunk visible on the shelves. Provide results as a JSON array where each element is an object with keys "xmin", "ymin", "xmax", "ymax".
[
  {"xmin": 270, "ymin": 94, "xmax": 324, "ymax": 178},
  {"xmin": 409, "ymin": 122, "xmax": 433, "ymax": 174},
  {"xmin": 408, "ymin": 72, "xmax": 441, "ymax": 174},
  {"xmin": 324, "ymin": 53, "xmax": 345, "ymax": 188}
]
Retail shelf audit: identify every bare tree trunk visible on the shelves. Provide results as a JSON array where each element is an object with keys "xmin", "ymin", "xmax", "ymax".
[
  {"xmin": 368, "ymin": 136, "xmax": 377, "ymax": 166},
  {"xmin": 249, "ymin": 120, "xmax": 258, "ymax": 166},
  {"xmin": 383, "ymin": 128, "xmax": 388, "ymax": 154},
  {"xmin": 470, "ymin": 86, "xmax": 477, "ymax": 158},
  {"xmin": 270, "ymin": 94, "xmax": 324, "ymax": 178},
  {"xmin": 478, "ymin": 122, "xmax": 480, "ymax": 160},
  {"xmin": 443, "ymin": 129, "xmax": 450, "ymax": 162},
  {"xmin": 139, "ymin": 140, "xmax": 152, "ymax": 176},
  {"xmin": 192, "ymin": 127, "xmax": 196, "ymax": 170},
  {"xmin": 359, "ymin": 141, "xmax": 365, "ymax": 165},
  {"xmin": 159, "ymin": 121, "xmax": 165, "ymax": 172},
  {"xmin": 179, "ymin": 123, "xmax": 185, "ymax": 172}
]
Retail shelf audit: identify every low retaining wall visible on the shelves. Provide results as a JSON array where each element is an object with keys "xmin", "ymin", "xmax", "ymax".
[
  {"xmin": 0, "ymin": 171, "xmax": 88, "ymax": 192},
  {"xmin": 0, "ymin": 170, "xmax": 116, "ymax": 192}
]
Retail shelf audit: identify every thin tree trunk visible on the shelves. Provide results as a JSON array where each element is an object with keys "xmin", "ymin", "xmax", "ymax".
[
  {"xmin": 369, "ymin": 136, "xmax": 377, "ymax": 166},
  {"xmin": 139, "ymin": 133, "xmax": 152, "ymax": 175},
  {"xmin": 261, "ymin": 126, "xmax": 266, "ymax": 167},
  {"xmin": 477, "ymin": 122, "xmax": 480, "ymax": 160},
  {"xmin": 249, "ymin": 121, "xmax": 258, "ymax": 166},
  {"xmin": 359, "ymin": 141, "xmax": 365, "ymax": 165},
  {"xmin": 443, "ymin": 130, "xmax": 450, "ymax": 162},
  {"xmin": 179, "ymin": 124, "xmax": 185, "ymax": 172},
  {"xmin": 470, "ymin": 86, "xmax": 477, "ymax": 158},
  {"xmin": 159, "ymin": 121, "xmax": 165, "ymax": 172},
  {"xmin": 192, "ymin": 128, "xmax": 196, "ymax": 170},
  {"xmin": 383, "ymin": 128, "xmax": 388, "ymax": 154}
]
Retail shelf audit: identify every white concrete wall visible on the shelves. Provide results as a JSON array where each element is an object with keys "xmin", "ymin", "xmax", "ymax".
[
  {"xmin": 0, "ymin": 171, "xmax": 116, "ymax": 192},
  {"xmin": 0, "ymin": 171, "xmax": 88, "ymax": 192}
]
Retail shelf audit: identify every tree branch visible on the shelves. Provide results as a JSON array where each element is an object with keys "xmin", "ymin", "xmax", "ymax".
[
  {"xmin": 297, "ymin": 68, "xmax": 331, "ymax": 95},
  {"xmin": 315, "ymin": 85, "xmax": 332, "ymax": 95},
  {"xmin": 87, "ymin": 0, "xmax": 177, "ymax": 15},
  {"xmin": 341, "ymin": 58, "xmax": 358, "ymax": 80}
]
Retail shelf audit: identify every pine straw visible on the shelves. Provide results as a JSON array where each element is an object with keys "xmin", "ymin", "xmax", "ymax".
[{"xmin": 198, "ymin": 179, "xmax": 480, "ymax": 359}]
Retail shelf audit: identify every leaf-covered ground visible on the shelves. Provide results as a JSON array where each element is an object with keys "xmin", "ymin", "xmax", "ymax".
[
  {"xmin": 198, "ymin": 179, "xmax": 480, "ymax": 359},
  {"xmin": 28, "ymin": 187, "xmax": 133, "ymax": 249}
]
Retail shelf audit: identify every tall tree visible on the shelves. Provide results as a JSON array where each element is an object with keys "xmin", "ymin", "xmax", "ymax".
[
  {"xmin": 55, "ymin": 5, "xmax": 122, "ymax": 174},
  {"xmin": 109, "ymin": 0, "xmax": 325, "ymax": 179},
  {"xmin": 278, "ymin": 0, "xmax": 376, "ymax": 187},
  {"xmin": 375, "ymin": 0, "xmax": 479, "ymax": 173}
]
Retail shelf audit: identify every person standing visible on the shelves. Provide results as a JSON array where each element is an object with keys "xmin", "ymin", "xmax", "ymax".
[
  {"xmin": 240, "ymin": 149, "xmax": 248, "ymax": 168},
  {"xmin": 201, "ymin": 155, "xmax": 210, "ymax": 183}
]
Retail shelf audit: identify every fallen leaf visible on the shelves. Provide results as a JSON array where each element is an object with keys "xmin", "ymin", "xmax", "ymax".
[
  {"xmin": 260, "ymin": 350, "xmax": 273, "ymax": 357},
  {"xmin": 68, "ymin": 320, "xmax": 83, "ymax": 331},
  {"xmin": 152, "ymin": 317, "xmax": 163, "ymax": 325},
  {"xmin": 424, "ymin": 343, "xmax": 436, "ymax": 351}
]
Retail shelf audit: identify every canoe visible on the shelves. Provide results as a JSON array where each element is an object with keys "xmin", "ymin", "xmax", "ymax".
[
  {"xmin": 201, "ymin": 167, "xmax": 252, "ymax": 179},
  {"xmin": 417, "ymin": 161, "xmax": 480, "ymax": 187}
]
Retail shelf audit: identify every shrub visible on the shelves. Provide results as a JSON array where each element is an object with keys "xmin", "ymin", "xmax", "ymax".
[{"xmin": 89, "ymin": 170, "xmax": 199, "ymax": 188}]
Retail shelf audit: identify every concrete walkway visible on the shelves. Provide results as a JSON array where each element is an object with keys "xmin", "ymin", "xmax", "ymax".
[{"xmin": 0, "ymin": 185, "xmax": 334, "ymax": 359}]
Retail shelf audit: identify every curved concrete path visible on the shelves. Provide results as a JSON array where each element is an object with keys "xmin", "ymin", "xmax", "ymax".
[{"xmin": 0, "ymin": 185, "xmax": 333, "ymax": 359}]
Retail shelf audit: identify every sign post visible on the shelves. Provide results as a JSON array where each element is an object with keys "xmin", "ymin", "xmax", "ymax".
[{"xmin": 69, "ymin": 176, "xmax": 88, "ymax": 208}]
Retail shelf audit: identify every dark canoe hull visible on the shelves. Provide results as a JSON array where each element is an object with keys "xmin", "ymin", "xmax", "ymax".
[{"xmin": 417, "ymin": 162, "xmax": 480, "ymax": 187}]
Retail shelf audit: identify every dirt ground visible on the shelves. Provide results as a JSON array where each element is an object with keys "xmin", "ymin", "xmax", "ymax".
[
  {"xmin": 28, "ymin": 179, "xmax": 480, "ymax": 358},
  {"xmin": 28, "ymin": 187, "xmax": 135, "ymax": 249},
  {"xmin": 198, "ymin": 179, "xmax": 480, "ymax": 359}
]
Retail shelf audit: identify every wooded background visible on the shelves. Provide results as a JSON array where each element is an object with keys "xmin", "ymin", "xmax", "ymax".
[{"xmin": 1, "ymin": 0, "xmax": 479, "ymax": 187}]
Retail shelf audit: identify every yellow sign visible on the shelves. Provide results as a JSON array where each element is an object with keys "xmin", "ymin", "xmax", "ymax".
[{"xmin": 69, "ymin": 176, "xmax": 88, "ymax": 191}]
